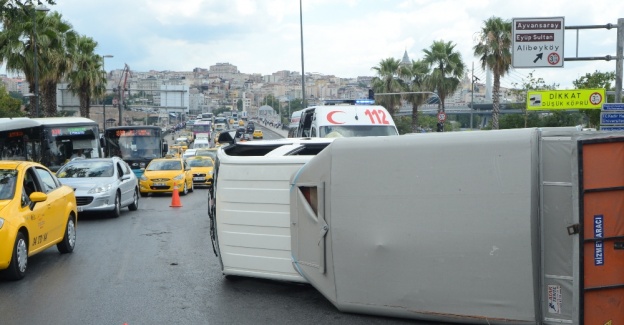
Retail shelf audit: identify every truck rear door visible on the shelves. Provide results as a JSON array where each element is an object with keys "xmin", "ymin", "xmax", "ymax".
[{"xmin": 578, "ymin": 137, "xmax": 624, "ymax": 324}]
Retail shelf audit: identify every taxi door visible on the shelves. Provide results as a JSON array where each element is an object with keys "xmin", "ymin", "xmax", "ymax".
[
  {"xmin": 21, "ymin": 167, "xmax": 52, "ymax": 253},
  {"xmin": 579, "ymin": 138, "xmax": 624, "ymax": 324},
  {"xmin": 34, "ymin": 167, "xmax": 67, "ymax": 243}
]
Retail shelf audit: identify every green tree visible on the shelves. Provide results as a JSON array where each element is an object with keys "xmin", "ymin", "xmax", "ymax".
[
  {"xmin": 506, "ymin": 71, "xmax": 558, "ymax": 128},
  {"xmin": 573, "ymin": 71, "xmax": 616, "ymax": 128},
  {"xmin": 0, "ymin": 6, "xmax": 39, "ymax": 116},
  {"xmin": 0, "ymin": 84, "xmax": 24, "ymax": 117},
  {"xmin": 66, "ymin": 35, "xmax": 105, "ymax": 117},
  {"xmin": 371, "ymin": 57, "xmax": 403, "ymax": 115},
  {"xmin": 423, "ymin": 40, "xmax": 465, "ymax": 119},
  {"xmin": 39, "ymin": 11, "xmax": 77, "ymax": 117},
  {"xmin": 236, "ymin": 98, "xmax": 243, "ymax": 111},
  {"xmin": 400, "ymin": 59, "xmax": 430, "ymax": 132},
  {"xmin": 473, "ymin": 16, "xmax": 512, "ymax": 130},
  {"xmin": 0, "ymin": 1, "xmax": 56, "ymax": 19}
]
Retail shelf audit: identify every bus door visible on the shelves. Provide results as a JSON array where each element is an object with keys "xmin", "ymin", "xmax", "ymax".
[{"xmin": 579, "ymin": 138, "xmax": 624, "ymax": 324}]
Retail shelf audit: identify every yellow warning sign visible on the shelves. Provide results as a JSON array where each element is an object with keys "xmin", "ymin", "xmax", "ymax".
[
  {"xmin": 604, "ymin": 320, "xmax": 612, "ymax": 325},
  {"xmin": 526, "ymin": 88, "xmax": 605, "ymax": 110}
]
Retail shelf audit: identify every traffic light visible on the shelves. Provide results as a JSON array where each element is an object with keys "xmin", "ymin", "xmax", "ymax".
[
  {"xmin": 368, "ymin": 89, "xmax": 374, "ymax": 100},
  {"xmin": 436, "ymin": 122, "xmax": 444, "ymax": 132}
]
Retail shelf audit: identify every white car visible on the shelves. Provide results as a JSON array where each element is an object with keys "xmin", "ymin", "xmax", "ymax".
[
  {"xmin": 55, "ymin": 157, "xmax": 139, "ymax": 217},
  {"xmin": 182, "ymin": 149, "xmax": 197, "ymax": 160}
]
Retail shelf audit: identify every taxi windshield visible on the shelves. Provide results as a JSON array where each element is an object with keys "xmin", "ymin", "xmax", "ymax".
[
  {"xmin": 0, "ymin": 169, "xmax": 18, "ymax": 200},
  {"xmin": 188, "ymin": 159, "xmax": 213, "ymax": 167},
  {"xmin": 147, "ymin": 160, "xmax": 181, "ymax": 171}
]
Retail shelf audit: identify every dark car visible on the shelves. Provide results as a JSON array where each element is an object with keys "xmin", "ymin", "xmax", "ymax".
[{"xmin": 246, "ymin": 122, "xmax": 255, "ymax": 134}]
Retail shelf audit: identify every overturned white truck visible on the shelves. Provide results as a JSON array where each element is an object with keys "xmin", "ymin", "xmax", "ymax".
[
  {"xmin": 290, "ymin": 127, "xmax": 624, "ymax": 324},
  {"xmin": 209, "ymin": 136, "xmax": 334, "ymax": 282}
]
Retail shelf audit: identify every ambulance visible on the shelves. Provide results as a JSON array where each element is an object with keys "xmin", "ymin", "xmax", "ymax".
[{"xmin": 295, "ymin": 99, "xmax": 398, "ymax": 138}]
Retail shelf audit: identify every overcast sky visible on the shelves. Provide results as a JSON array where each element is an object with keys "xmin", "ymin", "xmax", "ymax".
[{"xmin": 9, "ymin": 0, "xmax": 624, "ymax": 89}]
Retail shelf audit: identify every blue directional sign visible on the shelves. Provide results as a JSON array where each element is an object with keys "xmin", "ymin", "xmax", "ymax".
[
  {"xmin": 600, "ymin": 112, "xmax": 624, "ymax": 125},
  {"xmin": 600, "ymin": 126, "xmax": 624, "ymax": 131},
  {"xmin": 602, "ymin": 103, "xmax": 624, "ymax": 111}
]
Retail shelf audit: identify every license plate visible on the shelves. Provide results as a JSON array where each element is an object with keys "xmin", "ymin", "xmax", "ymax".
[
  {"xmin": 193, "ymin": 177, "xmax": 205, "ymax": 181},
  {"xmin": 154, "ymin": 182, "xmax": 166, "ymax": 186}
]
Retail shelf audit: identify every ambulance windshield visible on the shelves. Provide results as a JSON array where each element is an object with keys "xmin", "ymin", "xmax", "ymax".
[{"xmin": 320, "ymin": 125, "xmax": 398, "ymax": 138}]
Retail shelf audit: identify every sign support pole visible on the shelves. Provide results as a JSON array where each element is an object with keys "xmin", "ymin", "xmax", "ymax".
[{"xmin": 616, "ymin": 18, "xmax": 623, "ymax": 103}]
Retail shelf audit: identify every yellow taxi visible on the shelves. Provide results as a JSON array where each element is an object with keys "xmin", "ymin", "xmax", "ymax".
[
  {"xmin": 186, "ymin": 156, "xmax": 214, "ymax": 187},
  {"xmin": 0, "ymin": 161, "xmax": 77, "ymax": 280},
  {"xmin": 165, "ymin": 146, "xmax": 183, "ymax": 158},
  {"xmin": 195, "ymin": 148, "xmax": 218, "ymax": 162},
  {"xmin": 253, "ymin": 129, "xmax": 264, "ymax": 139},
  {"xmin": 139, "ymin": 158, "xmax": 194, "ymax": 196},
  {"xmin": 238, "ymin": 120, "xmax": 245, "ymax": 126}
]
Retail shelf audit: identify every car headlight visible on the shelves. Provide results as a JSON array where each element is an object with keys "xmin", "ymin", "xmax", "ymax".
[
  {"xmin": 140, "ymin": 175, "xmax": 148, "ymax": 181},
  {"xmin": 173, "ymin": 174, "xmax": 184, "ymax": 181},
  {"xmin": 0, "ymin": 218, "xmax": 4, "ymax": 229},
  {"xmin": 88, "ymin": 183, "xmax": 114, "ymax": 194},
  {"xmin": 209, "ymin": 171, "xmax": 213, "ymax": 176}
]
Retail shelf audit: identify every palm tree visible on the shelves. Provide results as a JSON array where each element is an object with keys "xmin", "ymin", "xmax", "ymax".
[
  {"xmin": 39, "ymin": 12, "xmax": 78, "ymax": 117},
  {"xmin": 0, "ymin": 7, "xmax": 38, "ymax": 116},
  {"xmin": 473, "ymin": 16, "xmax": 512, "ymax": 130},
  {"xmin": 371, "ymin": 58, "xmax": 403, "ymax": 116},
  {"xmin": 422, "ymin": 40, "xmax": 465, "ymax": 116},
  {"xmin": 66, "ymin": 36, "xmax": 105, "ymax": 118},
  {"xmin": 399, "ymin": 59, "xmax": 430, "ymax": 133}
]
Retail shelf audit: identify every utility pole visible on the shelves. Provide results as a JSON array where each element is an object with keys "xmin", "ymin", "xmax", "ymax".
[
  {"xmin": 299, "ymin": 0, "xmax": 306, "ymax": 109},
  {"xmin": 616, "ymin": 18, "xmax": 623, "ymax": 103}
]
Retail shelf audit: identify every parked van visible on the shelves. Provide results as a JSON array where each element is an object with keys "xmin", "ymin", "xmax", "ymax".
[
  {"xmin": 209, "ymin": 137, "xmax": 334, "ymax": 282},
  {"xmin": 295, "ymin": 100, "xmax": 398, "ymax": 138}
]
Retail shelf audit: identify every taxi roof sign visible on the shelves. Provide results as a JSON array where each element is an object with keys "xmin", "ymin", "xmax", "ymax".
[{"xmin": 526, "ymin": 89, "xmax": 605, "ymax": 110}]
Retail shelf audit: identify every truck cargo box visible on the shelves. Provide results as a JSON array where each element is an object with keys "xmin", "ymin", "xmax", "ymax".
[{"xmin": 290, "ymin": 128, "xmax": 624, "ymax": 324}]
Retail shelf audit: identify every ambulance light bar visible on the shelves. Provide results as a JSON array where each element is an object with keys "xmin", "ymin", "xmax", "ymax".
[{"xmin": 322, "ymin": 99, "xmax": 375, "ymax": 106}]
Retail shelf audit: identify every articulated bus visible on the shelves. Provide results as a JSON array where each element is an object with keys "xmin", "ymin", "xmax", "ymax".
[
  {"xmin": 0, "ymin": 117, "xmax": 102, "ymax": 171},
  {"xmin": 103, "ymin": 126, "xmax": 168, "ymax": 178}
]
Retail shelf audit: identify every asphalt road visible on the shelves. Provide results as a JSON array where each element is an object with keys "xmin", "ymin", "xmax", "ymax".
[{"xmin": 0, "ymin": 184, "xmax": 431, "ymax": 325}]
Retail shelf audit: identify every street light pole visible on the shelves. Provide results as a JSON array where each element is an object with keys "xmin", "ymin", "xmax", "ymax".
[
  {"xmin": 102, "ymin": 55, "xmax": 113, "ymax": 131},
  {"xmin": 32, "ymin": 4, "xmax": 49, "ymax": 118}
]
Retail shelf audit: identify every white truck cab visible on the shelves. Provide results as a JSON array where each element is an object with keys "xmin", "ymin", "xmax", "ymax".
[{"xmin": 296, "ymin": 100, "xmax": 398, "ymax": 138}]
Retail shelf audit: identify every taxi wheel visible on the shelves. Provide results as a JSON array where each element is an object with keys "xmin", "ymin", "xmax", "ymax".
[
  {"xmin": 57, "ymin": 215, "xmax": 76, "ymax": 254},
  {"xmin": 128, "ymin": 189, "xmax": 139, "ymax": 211},
  {"xmin": 4, "ymin": 231, "xmax": 28, "ymax": 280},
  {"xmin": 181, "ymin": 182, "xmax": 188, "ymax": 196},
  {"xmin": 189, "ymin": 180, "xmax": 194, "ymax": 193},
  {"xmin": 111, "ymin": 193, "xmax": 121, "ymax": 218}
]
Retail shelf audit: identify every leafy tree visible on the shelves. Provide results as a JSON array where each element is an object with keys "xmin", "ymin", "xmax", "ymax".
[
  {"xmin": 236, "ymin": 98, "xmax": 242, "ymax": 111},
  {"xmin": 371, "ymin": 57, "xmax": 403, "ymax": 115},
  {"xmin": 400, "ymin": 59, "xmax": 430, "ymax": 132},
  {"xmin": 423, "ymin": 40, "xmax": 465, "ymax": 130},
  {"xmin": 573, "ymin": 71, "xmax": 616, "ymax": 128},
  {"xmin": 506, "ymin": 71, "xmax": 558, "ymax": 128},
  {"xmin": 473, "ymin": 16, "xmax": 512, "ymax": 130},
  {"xmin": 0, "ymin": 84, "xmax": 24, "ymax": 117}
]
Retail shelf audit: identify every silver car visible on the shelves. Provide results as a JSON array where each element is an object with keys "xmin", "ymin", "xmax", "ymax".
[{"xmin": 56, "ymin": 157, "xmax": 139, "ymax": 217}]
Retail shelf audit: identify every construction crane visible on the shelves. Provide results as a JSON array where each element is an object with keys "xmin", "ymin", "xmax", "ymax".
[{"xmin": 114, "ymin": 64, "xmax": 131, "ymax": 125}]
